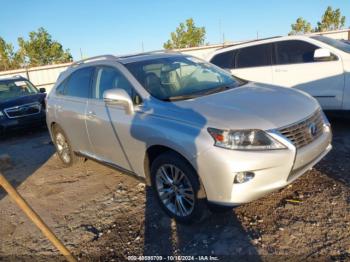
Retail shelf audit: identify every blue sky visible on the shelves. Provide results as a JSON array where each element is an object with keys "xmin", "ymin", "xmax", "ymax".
[{"xmin": 1, "ymin": 0, "xmax": 349, "ymax": 60}]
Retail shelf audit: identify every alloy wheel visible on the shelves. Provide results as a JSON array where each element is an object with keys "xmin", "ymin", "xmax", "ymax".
[
  {"xmin": 155, "ymin": 164, "xmax": 195, "ymax": 217},
  {"xmin": 55, "ymin": 132, "xmax": 71, "ymax": 164}
]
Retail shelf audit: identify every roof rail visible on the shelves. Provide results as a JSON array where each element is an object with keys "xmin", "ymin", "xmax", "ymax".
[
  {"xmin": 70, "ymin": 50, "xmax": 181, "ymax": 67},
  {"xmin": 116, "ymin": 49, "xmax": 181, "ymax": 59},
  {"xmin": 217, "ymin": 36, "xmax": 282, "ymax": 50},
  {"xmin": 70, "ymin": 55, "xmax": 118, "ymax": 67},
  {"xmin": 144, "ymin": 49, "xmax": 181, "ymax": 55},
  {"xmin": 0, "ymin": 74, "xmax": 25, "ymax": 80}
]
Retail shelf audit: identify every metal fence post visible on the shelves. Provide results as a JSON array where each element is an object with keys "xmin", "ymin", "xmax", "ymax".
[{"xmin": 25, "ymin": 66, "xmax": 30, "ymax": 81}]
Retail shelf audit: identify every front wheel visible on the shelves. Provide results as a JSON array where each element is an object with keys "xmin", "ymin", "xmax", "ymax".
[{"xmin": 151, "ymin": 152, "xmax": 209, "ymax": 223}]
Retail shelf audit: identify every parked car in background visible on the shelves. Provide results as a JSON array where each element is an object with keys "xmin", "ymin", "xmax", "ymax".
[
  {"xmin": 47, "ymin": 53, "xmax": 332, "ymax": 223},
  {"xmin": 208, "ymin": 35, "xmax": 350, "ymax": 113},
  {"xmin": 0, "ymin": 76, "xmax": 46, "ymax": 134}
]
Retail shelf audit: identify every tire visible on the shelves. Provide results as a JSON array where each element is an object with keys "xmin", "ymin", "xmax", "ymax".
[
  {"xmin": 150, "ymin": 151, "xmax": 209, "ymax": 224},
  {"xmin": 52, "ymin": 125, "xmax": 85, "ymax": 167}
]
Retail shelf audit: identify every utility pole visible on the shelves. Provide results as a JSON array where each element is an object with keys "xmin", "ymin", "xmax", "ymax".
[
  {"xmin": 219, "ymin": 20, "xmax": 225, "ymax": 45},
  {"xmin": 79, "ymin": 48, "xmax": 83, "ymax": 59}
]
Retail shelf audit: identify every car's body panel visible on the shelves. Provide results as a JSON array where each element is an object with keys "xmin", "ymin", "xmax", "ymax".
[
  {"xmin": 85, "ymin": 98, "xmax": 136, "ymax": 171},
  {"xmin": 52, "ymin": 95, "xmax": 92, "ymax": 153},
  {"xmin": 342, "ymin": 58, "xmax": 350, "ymax": 110},
  {"xmin": 227, "ymin": 66, "xmax": 274, "ymax": 84},
  {"xmin": 172, "ymin": 82, "xmax": 319, "ymax": 130},
  {"xmin": 197, "ymin": 127, "xmax": 332, "ymax": 205}
]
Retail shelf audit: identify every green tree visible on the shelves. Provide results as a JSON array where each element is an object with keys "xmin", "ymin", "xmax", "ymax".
[
  {"xmin": 17, "ymin": 27, "xmax": 72, "ymax": 67},
  {"xmin": 0, "ymin": 37, "xmax": 20, "ymax": 71},
  {"xmin": 289, "ymin": 17, "xmax": 313, "ymax": 35},
  {"xmin": 163, "ymin": 18, "xmax": 206, "ymax": 49},
  {"xmin": 316, "ymin": 6, "xmax": 346, "ymax": 32}
]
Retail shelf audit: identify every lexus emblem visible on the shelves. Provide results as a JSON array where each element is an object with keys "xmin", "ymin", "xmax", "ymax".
[{"xmin": 308, "ymin": 122, "xmax": 317, "ymax": 137}]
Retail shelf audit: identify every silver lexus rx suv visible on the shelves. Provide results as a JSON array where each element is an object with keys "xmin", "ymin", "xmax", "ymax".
[{"xmin": 46, "ymin": 52, "xmax": 332, "ymax": 223}]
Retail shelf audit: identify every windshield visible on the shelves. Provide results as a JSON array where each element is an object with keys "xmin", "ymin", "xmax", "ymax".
[
  {"xmin": 125, "ymin": 55, "xmax": 243, "ymax": 101},
  {"xmin": 312, "ymin": 35, "xmax": 350, "ymax": 54},
  {"xmin": 0, "ymin": 79, "xmax": 38, "ymax": 101}
]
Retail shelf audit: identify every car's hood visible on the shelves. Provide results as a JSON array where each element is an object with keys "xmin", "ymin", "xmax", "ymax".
[
  {"xmin": 0, "ymin": 93, "xmax": 46, "ymax": 111},
  {"xmin": 148, "ymin": 82, "xmax": 320, "ymax": 130}
]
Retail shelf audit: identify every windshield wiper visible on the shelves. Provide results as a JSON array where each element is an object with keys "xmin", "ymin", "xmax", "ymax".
[
  {"xmin": 165, "ymin": 95, "xmax": 195, "ymax": 101},
  {"xmin": 166, "ymin": 85, "xmax": 234, "ymax": 101},
  {"xmin": 198, "ymin": 85, "xmax": 232, "ymax": 95}
]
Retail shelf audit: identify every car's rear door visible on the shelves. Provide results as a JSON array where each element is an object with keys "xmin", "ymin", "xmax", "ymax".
[
  {"xmin": 53, "ymin": 66, "xmax": 94, "ymax": 154},
  {"xmin": 232, "ymin": 43, "xmax": 274, "ymax": 84},
  {"xmin": 271, "ymin": 40, "xmax": 344, "ymax": 110},
  {"xmin": 211, "ymin": 43, "xmax": 274, "ymax": 84}
]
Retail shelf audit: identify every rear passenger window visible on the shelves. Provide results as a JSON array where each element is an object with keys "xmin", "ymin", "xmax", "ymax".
[
  {"xmin": 210, "ymin": 50, "xmax": 235, "ymax": 69},
  {"xmin": 65, "ymin": 67, "xmax": 94, "ymax": 98},
  {"xmin": 275, "ymin": 40, "xmax": 318, "ymax": 65},
  {"xmin": 235, "ymin": 44, "xmax": 272, "ymax": 68}
]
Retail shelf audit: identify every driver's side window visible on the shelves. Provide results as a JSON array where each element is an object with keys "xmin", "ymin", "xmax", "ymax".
[{"xmin": 93, "ymin": 66, "xmax": 141, "ymax": 104}]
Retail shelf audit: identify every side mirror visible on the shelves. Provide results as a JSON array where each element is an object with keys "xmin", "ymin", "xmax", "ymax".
[
  {"xmin": 39, "ymin": 87, "xmax": 46, "ymax": 93},
  {"xmin": 103, "ymin": 88, "xmax": 134, "ymax": 114},
  {"xmin": 314, "ymin": 48, "xmax": 332, "ymax": 61}
]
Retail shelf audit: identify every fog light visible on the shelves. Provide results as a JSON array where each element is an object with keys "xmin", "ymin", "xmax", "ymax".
[{"xmin": 234, "ymin": 172, "xmax": 255, "ymax": 184}]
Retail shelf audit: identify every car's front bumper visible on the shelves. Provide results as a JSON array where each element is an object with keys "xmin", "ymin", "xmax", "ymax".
[
  {"xmin": 0, "ymin": 111, "xmax": 46, "ymax": 133},
  {"xmin": 196, "ymin": 125, "xmax": 332, "ymax": 206}
]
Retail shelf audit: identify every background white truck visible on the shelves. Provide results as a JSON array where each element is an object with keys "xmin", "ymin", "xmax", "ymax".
[{"xmin": 208, "ymin": 35, "xmax": 350, "ymax": 113}]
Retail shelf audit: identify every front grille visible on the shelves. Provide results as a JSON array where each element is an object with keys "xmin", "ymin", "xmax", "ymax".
[
  {"xmin": 278, "ymin": 109, "xmax": 324, "ymax": 149},
  {"xmin": 4, "ymin": 102, "xmax": 42, "ymax": 119}
]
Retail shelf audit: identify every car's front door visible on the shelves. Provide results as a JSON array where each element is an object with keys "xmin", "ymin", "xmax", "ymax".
[
  {"xmin": 271, "ymin": 40, "xmax": 344, "ymax": 110},
  {"xmin": 85, "ymin": 65, "xmax": 138, "ymax": 171}
]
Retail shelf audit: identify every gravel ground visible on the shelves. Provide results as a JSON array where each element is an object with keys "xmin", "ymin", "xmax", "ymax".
[{"xmin": 0, "ymin": 117, "xmax": 349, "ymax": 261}]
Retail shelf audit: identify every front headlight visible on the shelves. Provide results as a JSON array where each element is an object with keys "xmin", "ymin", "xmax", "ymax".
[
  {"xmin": 207, "ymin": 128, "xmax": 287, "ymax": 150},
  {"xmin": 0, "ymin": 111, "xmax": 4, "ymax": 118}
]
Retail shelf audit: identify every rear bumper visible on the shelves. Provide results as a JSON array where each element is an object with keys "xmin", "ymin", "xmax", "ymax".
[{"xmin": 196, "ymin": 125, "xmax": 332, "ymax": 206}]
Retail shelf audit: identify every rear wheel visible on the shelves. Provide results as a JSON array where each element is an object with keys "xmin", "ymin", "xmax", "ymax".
[
  {"xmin": 151, "ymin": 151, "xmax": 209, "ymax": 223},
  {"xmin": 52, "ymin": 125, "xmax": 85, "ymax": 167}
]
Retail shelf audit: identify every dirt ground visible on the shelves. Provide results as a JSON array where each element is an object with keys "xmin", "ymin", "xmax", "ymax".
[{"xmin": 0, "ymin": 117, "xmax": 349, "ymax": 261}]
